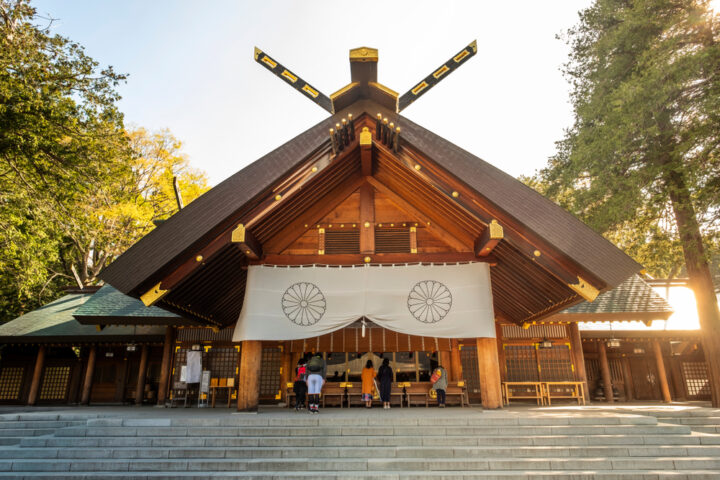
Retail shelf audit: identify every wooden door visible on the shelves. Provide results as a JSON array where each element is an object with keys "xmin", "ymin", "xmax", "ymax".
[
  {"xmin": 91, "ymin": 359, "xmax": 123, "ymax": 403},
  {"xmin": 629, "ymin": 358, "xmax": 661, "ymax": 400}
]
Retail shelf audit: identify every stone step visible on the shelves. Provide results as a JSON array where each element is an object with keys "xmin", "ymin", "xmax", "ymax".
[
  {"xmin": 0, "ymin": 421, "xmax": 85, "ymax": 429},
  {"xmin": 4, "ymin": 444, "xmax": 720, "ymax": 460},
  {"xmin": 656, "ymin": 416, "xmax": 720, "ymax": 425},
  {"xmin": 53, "ymin": 424, "xmax": 691, "ymax": 437},
  {"xmin": 2, "ymin": 457, "xmax": 720, "ymax": 472},
  {"xmin": 0, "ymin": 439, "xmax": 23, "ymax": 447},
  {"xmin": 82, "ymin": 415, "xmax": 658, "ymax": 428},
  {"xmin": 0, "ymin": 428, "xmax": 55, "ymax": 437},
  {"xmin": 0, "ymin": 470, "xmax": 719, "ymax": 479},
  {"xmin": 19, "ymin": 433, "xmax": 712, "ymax": 448}
]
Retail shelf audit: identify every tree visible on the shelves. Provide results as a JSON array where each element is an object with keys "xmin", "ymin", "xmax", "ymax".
[
  {"xmin": 539, "ymin": 0, "xmax": 720, "ymax": 405},
  {"xmin": 0, "ymin": 1, "xmax": 210, "ymax": 321}
]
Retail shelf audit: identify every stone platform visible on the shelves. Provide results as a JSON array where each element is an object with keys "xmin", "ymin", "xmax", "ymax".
[{"xmin": 0, "ymin": 404, "xmax": 719, "ymax": 479}]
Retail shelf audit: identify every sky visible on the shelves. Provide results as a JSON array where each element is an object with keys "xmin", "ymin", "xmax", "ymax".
[{"xmin": 31, "ymin": 0, "xmax": 593, "ymax": 186}]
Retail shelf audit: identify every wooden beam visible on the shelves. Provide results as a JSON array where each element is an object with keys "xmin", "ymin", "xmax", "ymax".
[
  {"xmin": 476, "ymin": 337, "xmax": 502, "ymax": 409},
  {"xmin": 134, "ymin": 345, "xmax": 150, "ymax": 406},
  {"xmin": 27, "ymin": 345, "xmax": 45, "ymax": 406},
  {"xmin": 258, "ymin": 252, "xmax": 494, "ymax": 266},
  {"xmin": 568, "ymin": 322, "xmax": 589, "ymax": 401},
  {"xmin": 231, "ymin": 224, "xmax": 263, "ymax": 260},
  {"xmin": 450, "ymin": 339, "xmax": 463, "ymax": 382},
  {"xmin": 157, "ymin": 327, "xmax": 175, "ymax": 406},
  {"xmin": 653, "ymin": 339, "xmax": 672, "ymax": 403},
  {"xmin": 474, "ymin": 220, "xmax": 503, "ymax": 257},
  {"xmin": 598, "ymin": 341, "xmax": 614, "ymax": 403},
  {"xmin": 80, "ymin": 346, "xmax": 96, "ymax": 405},
  {"xmin": 360, "ymin": 127, "xmax": 373, "ymax": 176},
  {"xmin": 366, "ymin": 176, "xmax": 470, "ymax": 252},
  {"xmin": 237, "ymin": 340, "xmax": 262, "ymax": 412},
  {"xmin": 264, "ymin": 174, "xmax": 365, "ymax": 254},
  {"xmin": 359, "ymin": 183, "xmax": 375, "ymax": 254}
]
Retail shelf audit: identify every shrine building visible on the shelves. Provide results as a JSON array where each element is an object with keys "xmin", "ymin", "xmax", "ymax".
[{"xmin": 1, "ymin": 44, "xmax": 707, "ymax": 410}]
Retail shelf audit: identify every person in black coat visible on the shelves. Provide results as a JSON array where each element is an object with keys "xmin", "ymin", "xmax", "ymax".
[{"xmin": 376, "ymin": 357, "xmax": 393, "ymax": 409}]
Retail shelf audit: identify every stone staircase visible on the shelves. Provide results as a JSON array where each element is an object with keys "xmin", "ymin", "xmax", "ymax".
[
  {"xmin": 1, "ymin": 409, "xmax": 720, "ymax": 478},
  {"xmin": 0, "ymin": 413, "xmax": 89, "ymax": 446},
  {"xmin": 651, "ymin": 408, "xmax": 720, "ymax": 434}
]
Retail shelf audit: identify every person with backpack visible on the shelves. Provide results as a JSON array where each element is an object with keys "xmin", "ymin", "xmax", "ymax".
[
  {"xmin": 431, "ymin": 364, "xmax": 448, "ymax": 407},
  {"xmin": 293, "ymin": 357, "xmax": 308, "ymax": 412},
  {"xmin": 305, "ymin": 353, "xmax": 325, "ymax": 414}
]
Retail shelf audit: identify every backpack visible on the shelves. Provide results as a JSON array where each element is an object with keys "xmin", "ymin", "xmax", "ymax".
[{"xmin": 307, "ymin": 356, "xmax": 323, "ymax": 373}]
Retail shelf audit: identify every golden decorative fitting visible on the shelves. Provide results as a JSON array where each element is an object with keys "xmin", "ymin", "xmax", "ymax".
[
  {"xmin": 377, "ymin": 113, "xmax": 382, "ymax": 119},
  {"xmin": 359, "ymin": 126, "xmax": 372, "ymax": 146},
  {"xmin": 383, "ymin": 118, "xmax": 388, "ymax": 124},
  {"xmin": 281, "ymin": 70, "xmax": 298, "ymax": 83},
  {"xmin": 389, "ymin": 122, "xmax": 395, "ymax": 129},
  {"xmin": 231, "ymin": 224, "xmax": 247, "ymax": 243},
  {"xmin": 341, "ymin": 118, "xmax": 347, "ymax": 125},
  {"xmin": 414, "ymin": 223, "xmax": 418, "ymax": 226},
  {"xmin": 414, "ymin": 164, "xmax": 421, "ymax": 171},
  {"xmin": 275, "ymin": 194, "xmax": 282, "ymax": 201},
  {"xmin": 349, "ymin": 46, "xmax": 378, "ymax": 62},
  {"xmin": 378, "ymin": 224, "xmax": 382, "ymax": 227},
  {"xmin": 410, "ymin": 248, "xmax": 417, "ymax": 254},
  {"xmin": 195, "ymin": 255, "xmax": 203, "ymax": 262},
  {"xmin": 336, "ymin": 123, "xmax": 341, "ymax": 129},
  {"xmin": 330, "ymin": 82, "xmax": 359, "ymax": 100},
  {"xmin": 328, "ymin": 224, "xmax": 332, "ymax": 228},
  {"xmin": 316, "ymin": 224, "xmax": 320, "ymax": 228},
  {"xmin": 390, "ymin": 223, "xmax": 394, "ymax": 227},
  {"xmin": 318, "ymin": 249, "xmax": 325, "ymax": 255},
  {"xmin": 140, "ymin": 282, "xmax": 169, "ymax": 307},
  {"xmin": 533, "ymin": 250, "xmax": 541, "ymax": 257},
  {"xmin": 396, "ymin": 126, "xmax": 401, "ymax": 133},
  {"xmin": 304, "ymin": 224, "xmax": 308, "ymax": 228},
  {"xmin": 364, "ymin": 221, "xmax": 370, "ymax": 228},
  {"xmin": 319, "ymin": 228, "xmax": 325, "ymax": 233},
  {"xmin": 260, "ymin": 55, "xmax": 277, "ymax": 69},
  {"xmin": 329, "ymin": 128, "xmax": 334, "ymax": 134},
  {"xmin": 364, "ymin": 256, "xmax": 372, "ymax": 263},
  {"xmin": 348, "ymin": 113, "xmax": 353, "ymax": 120},
  {"xmin": 412, "ymin": 81, "xmax": 429, "ymax": 95},
  {"xmin": 253, "ymin": 47, "xmax": 262, "ymax": 60},
  {"xmin": 302, "ymin": 84, "xmax": 319, "ymax": 98},
  {"xmin": 311, "ymin": 166, "xmax": 318, "ymax": 172},
  {"xmin": 244, "ymin": 250, "xmax": 250, "ymax": 255},
  {"xmin": 567, "ymin": 276, "xmax": 600, "ymax": 302},
  {"xmin": 340, "ymin": 224, "xmax": 344, "ymax": 228},
  {"xmin": 427, "ymin": 222, "xmax": 431, "ymax": 226},
  {"xmin": 452, "ymin": 191, "xmax": 459, "ymax": 198},
  {"xmin": 410, "ymin": 226, "xmax": 416, "ymax": 232},
  {"xmin": 488, "ymin": 219, "xmax": 504, "ymax": 240},
  {"xmin": 433, "ymin": 65, "xmax": 450, "ymax": 79}
]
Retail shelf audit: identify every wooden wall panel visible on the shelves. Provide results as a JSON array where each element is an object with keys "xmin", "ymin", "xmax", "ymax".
[
  {"xmin": 282, "ymin": 230, "xmax": 318, "ymax": 255},
  {"xmin": 374, "ymin": 191, "xmax": 418, "ymax": 224},
  {"xmin": 416, "ymin": 228, "xmax": 465, "ymax": 253},
  {"xmin": 321, "ymin": 191, "xmax": 360, "ymax": 224}
]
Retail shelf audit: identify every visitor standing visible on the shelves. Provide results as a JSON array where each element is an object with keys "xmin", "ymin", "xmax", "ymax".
[
  {"xmin": 305, "ymin": 353, "xmax": 325, "ymax": 414},
  {"xmin": 361, "ymin": 360, "xmax": 375, "ymax": 408},
  {"xmin": 293, "ymin": 357, "xmax": 308, "ymax": 411},
  {"xmin": 376, "ymin": 357, "xmax": 393, "ymax": 409},
  {"xmin": 431, "ymin": 365, "xmax": 448, "ymax": 407}
]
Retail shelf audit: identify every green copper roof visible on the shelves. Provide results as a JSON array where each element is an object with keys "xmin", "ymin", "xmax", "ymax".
[
  {"xmin": 0, "ymin": 287, "xmax": 169, "ymax": 342},
  {"xmin": 562, "ymin": 275, "xmax": 673, "ymax": 316},
  {"xmin": 73, "ymin": 284, "xmax": 182, "ymax": 319}
]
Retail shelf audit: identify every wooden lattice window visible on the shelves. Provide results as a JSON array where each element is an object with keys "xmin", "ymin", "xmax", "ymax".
[
  {"xmin": 39, "ymin": 366, "xmax": 70, "ymax": 400},
  {"xmin": 537, "ymin": 345, "xmax": 574, "ymax": 381},
  {"xmin": 682, "ymin": 361, "xmax": 711, "ymax": 398},
  {"xmin": 585, "ymin": 359, "xmax": 599, "ymax": 382},
  {"xmin": 0, "ymin": 367, "xmax": 24, "ymax": 400},
  {"xmin": 609, "ymin": 359, "xmax": 624, "ymax": 382},
  {"xmin": 324, "ymin": 230, "xmax": 360, "ymax": 254},
  {"xmin": 505, "ymin": 345, "xmax": 539, "ymax": 382},
  {"xmin": 206, "ymin": 347, "xmax": 237, "ymax": 379},
  {"xmin": 260, "ymin": 347, "xmax": 282, "ymax": 397},
  {"xmin": 375, "ymin": 228, "xmax": 410, "ymax": 253},
  {"xmin": 173, "ymin": 348, "xmax": 187, "ymax": 383},
  {"xmin": 460, "ymin": 345, "xmax": 481, "ymax": 395}
]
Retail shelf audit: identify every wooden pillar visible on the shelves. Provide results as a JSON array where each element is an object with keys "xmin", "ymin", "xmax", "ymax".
[
  {"xmin": 157, "ymin": 327, "xmax": 175, "ymax": 406},
  {"xmin": 653, "ymin": 339, "xmax": 672, "ymax": 403},
  {"xmin": 568, "ymin": 323, "xmax": 589, "ymax": 401},
  {"xmin": 669, "ymin": 357, "xmax": 687, "ymax": 401},
  {"xmin": 476, "ymin": 337, "xmax": 502, "ymax": 409},
  {"xmin": 359, "ymin": 184, "xmax": 375, "ymax": 254},
  {"xmin": 495, "ymin": 324, "xmax": 506, "ymax": 383},
  {"xmin": 440, "ymin": 350, "xmax": 452, "ymax": 377},
  {"xmin": 280, "ymin": 344, "xmax": 292, "ymax": 403},
  {"xmin": 622, "ymin": 358, "xmax": 634, "ymax": 401},
  {"xmin": 134, "ymin": 345, "xmax": 150, "ymax": 406},
  {"xmin": 27, "ymin": 345, "xmax": 46, "ymax": 406},
  {"xmin": 450, "ymin": 339, "xmax": 463, "ymax": 382},
  {"xmin": 237, "ymin": 340, "xmax": 262, "ymax": 412},
  {"xmin": 598, "ymin": 340, "xmax": 614, "ymax": 403},
  {"xmin": 80, "ymin": 346, "xmax": 97, "ymax": 405}
]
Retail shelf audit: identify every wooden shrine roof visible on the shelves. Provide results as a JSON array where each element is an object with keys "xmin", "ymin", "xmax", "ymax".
[{"xmin": 100, "ymin": 99, "xmax": 641, "ymax": 328}]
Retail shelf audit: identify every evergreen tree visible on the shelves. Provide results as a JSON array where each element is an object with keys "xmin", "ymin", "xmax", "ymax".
[{"xmin": 539, "ymin": 0, "xmax": 720, "ymax": 405}]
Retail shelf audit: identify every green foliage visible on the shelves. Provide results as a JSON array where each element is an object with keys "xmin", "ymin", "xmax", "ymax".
[
  {"xmin": 535, "ymin": 0, "xmax": 720, "ymax": 278},
  {"xmin": 0, "ymin": 1, "xmax": 209, "ymax": 322}
]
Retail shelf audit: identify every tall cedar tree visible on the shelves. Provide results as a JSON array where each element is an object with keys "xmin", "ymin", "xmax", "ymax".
[{"xmin": 540, "ymin": 0, "xmax": 720, "ymax": 405}]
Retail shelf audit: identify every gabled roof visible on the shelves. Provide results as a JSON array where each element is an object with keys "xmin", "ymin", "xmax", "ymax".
[
  {"xmin": 0, "ymin": 291, "xmax": 167, "ymax": 343},
  {"xmin": 73, "ymin": 285, "xmax": 198, "ymax": 326},
  {"xmin": 102, "ymin": 100, "xmax": 640, "ymax": 296}
]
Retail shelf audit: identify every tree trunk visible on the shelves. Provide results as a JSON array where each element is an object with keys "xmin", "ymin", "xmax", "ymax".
[{"xmin": 666, "ymin": 169, "xmax": 720, "ymax": 407}]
